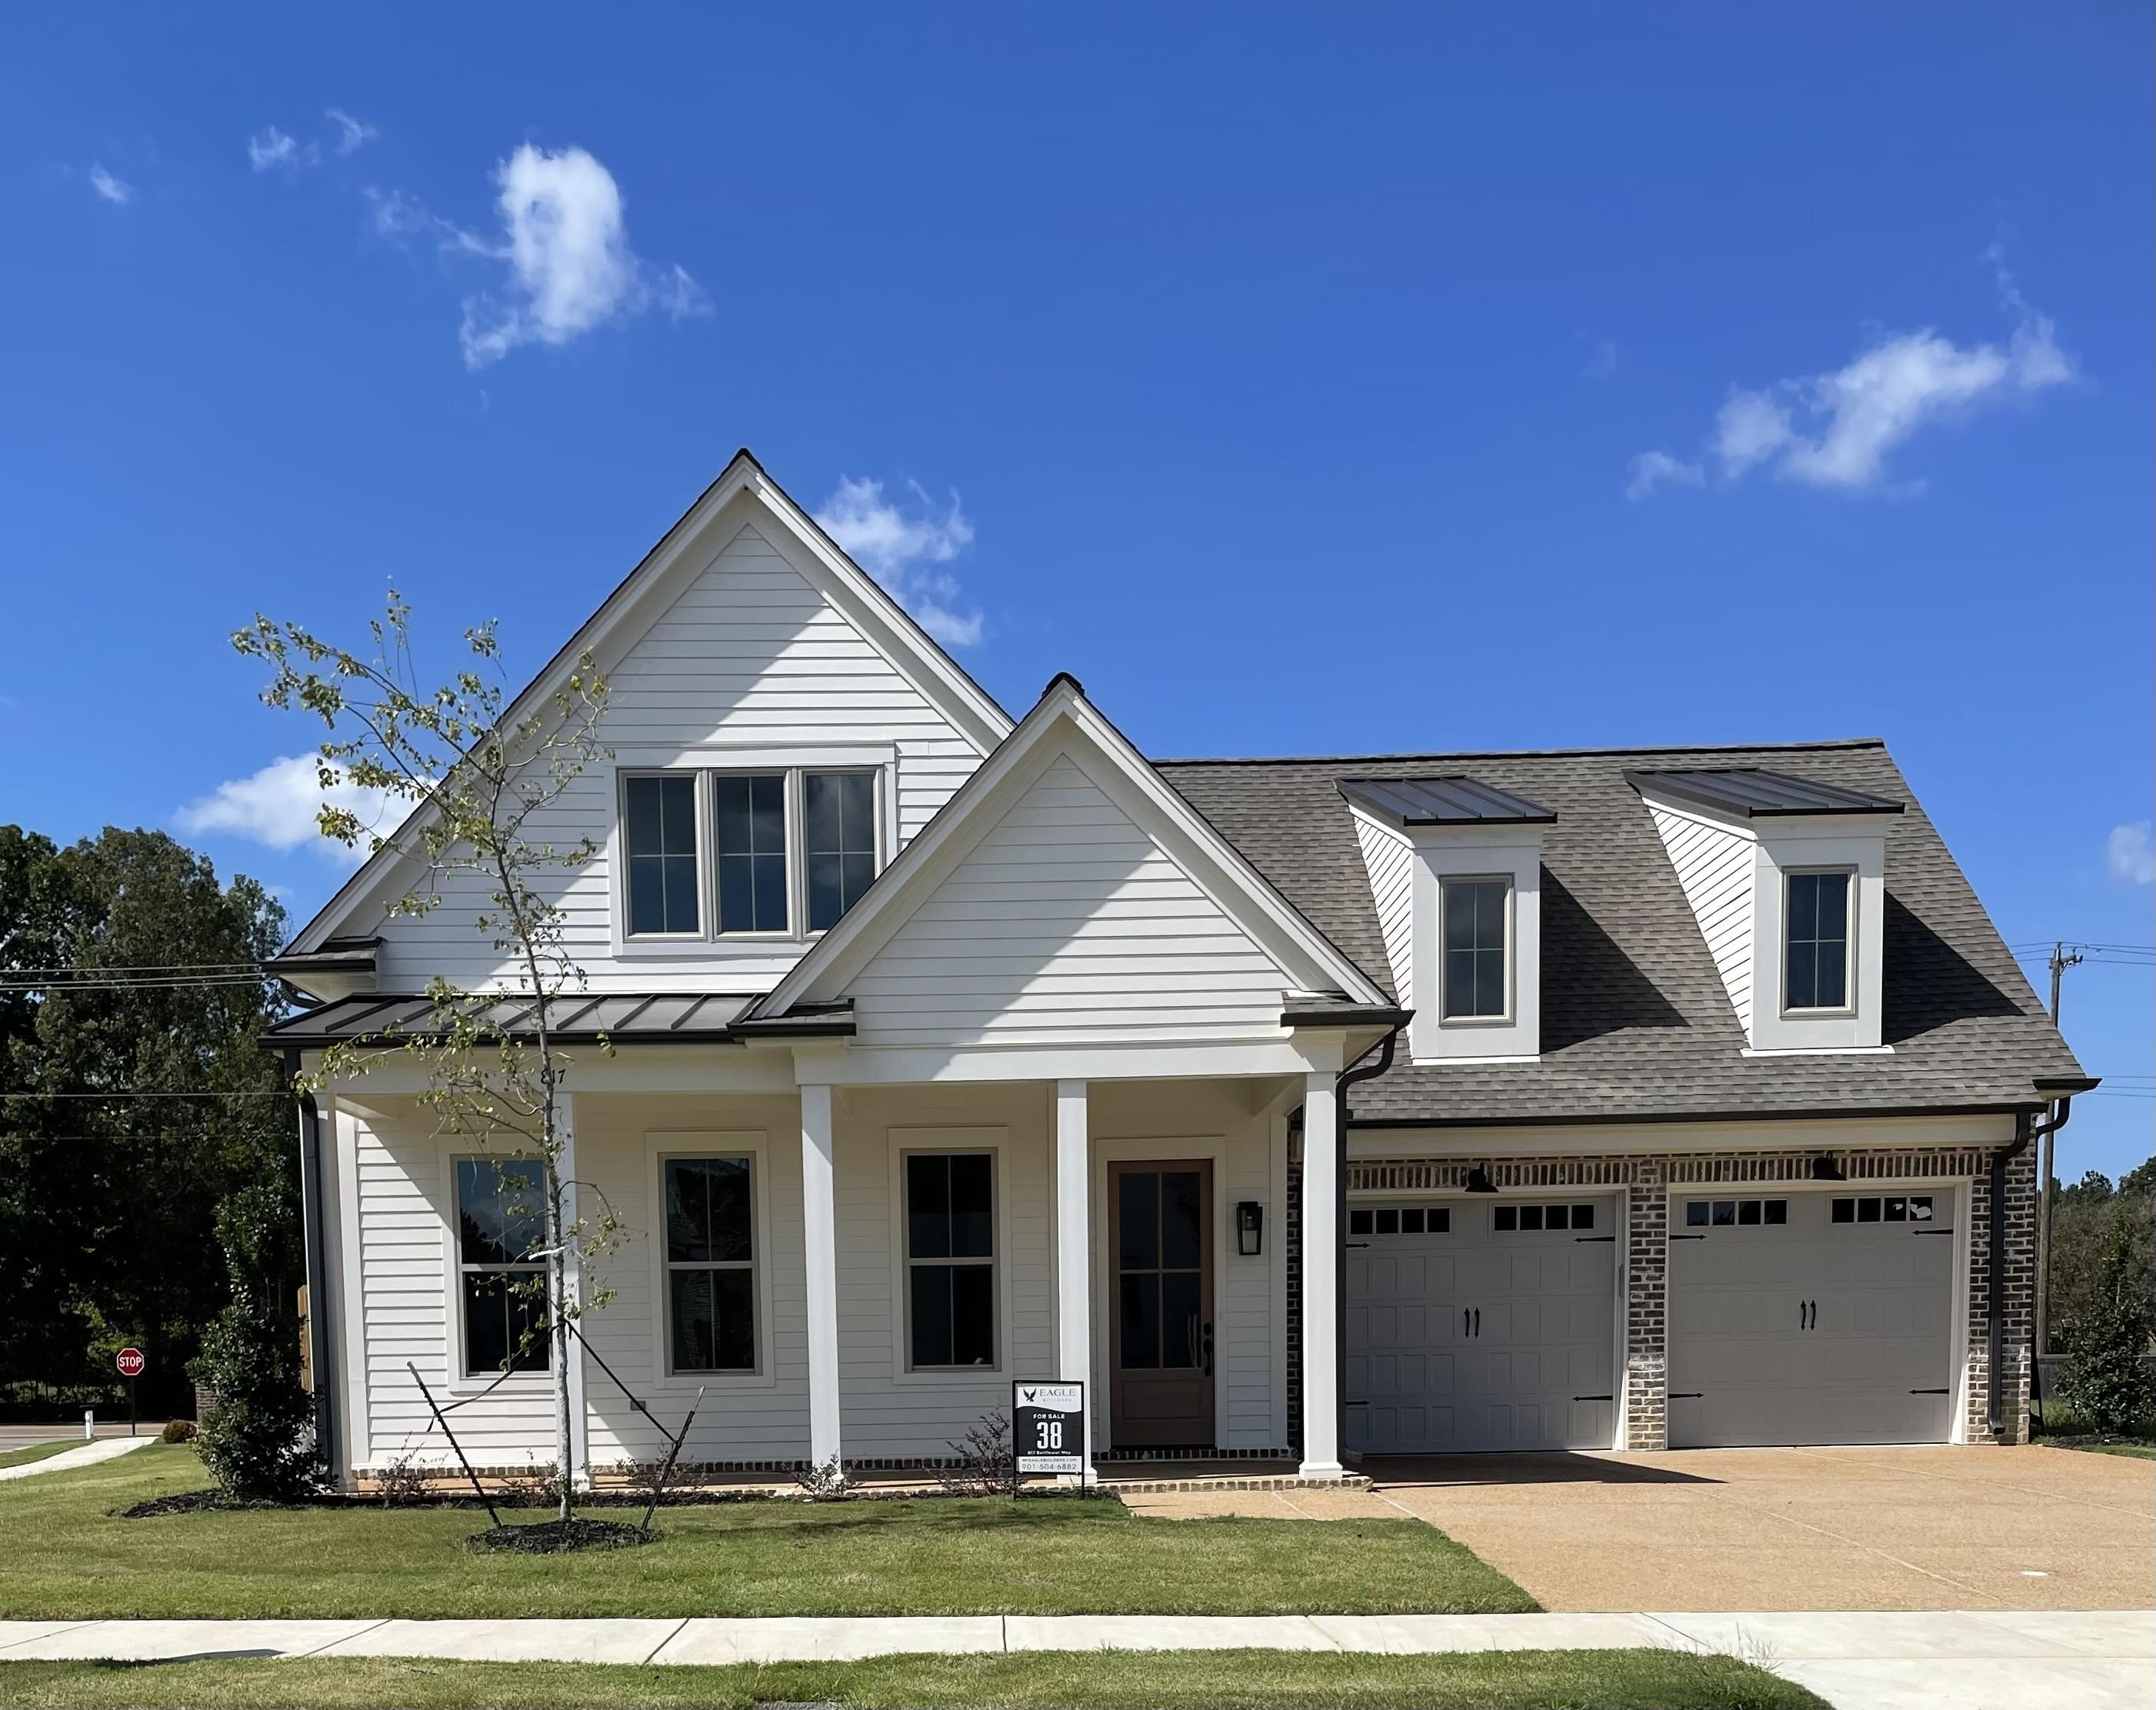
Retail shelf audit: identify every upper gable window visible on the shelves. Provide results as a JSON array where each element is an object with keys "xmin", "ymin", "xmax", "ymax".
[
  {"xmin": 1784, "ymin": 869, "xmax": 1851, "ymax": 1013},
  {"xmin": 1440, "ymin": 876, "xmax": 1511, "ymax": 1022},
  {"xmin": 621, "ymin": 767, "xmax": 883, "ymax": 943}
]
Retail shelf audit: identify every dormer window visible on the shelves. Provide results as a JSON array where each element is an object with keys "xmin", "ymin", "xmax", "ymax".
[
  {"xmin": 1440, "ymin": 876, "xmax": 1511, "ymax": 1022},
  {"xmin": 1784, "ymin": 869, "xmax": 1851, "ymax": 1013},
  {"xmin": 620, "ymin": 765, "xmax": 886, "ymax": 946}
]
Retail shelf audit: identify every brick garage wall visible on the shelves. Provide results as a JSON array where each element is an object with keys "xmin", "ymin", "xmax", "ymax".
[{"xmin": 1325, "ymin": 1142, "xmax": 2027, "ymax": 1452}]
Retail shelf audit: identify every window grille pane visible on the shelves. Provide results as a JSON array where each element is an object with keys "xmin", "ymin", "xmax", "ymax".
[
  {"xmin": 1375, "ymin": 1207, "xmax": 1400, "ymax": 1235},
  {"xmin": 1571, "ymin": 1204, "xmax": 1595, "ymax": 1229},
  {"xmin": 671, "ymin": 1267, "xmax": 755, "ymax": 1372},
  {"xmin": 462, "ymin": 1270, "xmax": 547, "ymax": 1375},
  {"xmin": 1120, "ymin": 1273, "xmax": 1159, "ymax": 1369},
  {"xmin": 1519, "ymin": 1205, "xmax": 1543, "ymax": 1231},
  {"xmin": 1687, "ymin": 1201, "xmax": 1709, "ymax": 1226},
  {"xmin": 666, "ymin": 1158, "xmax": 751, "ymax": 1263},
  {"xmin": 1401, "ymin": 1208, "xmax": 1425, "ymax": 1234},
  {"xmin": 910, "ymin": 1265, "xmax": 952, "ymax": 1367},
  {"xmin": 1831, "ymin": 1198, "xmax": 1854, "ymax": 1222},
  {"xmin": 1161, "ymin": 1171, "xmax": 1201, "ymax": 1268},
  {"xmin": 715, "ymin": 774, "xmax": 787, "ymax": 933},
  {"xmin": 805, "ymin": 772, "xmax": 877, "ymax": 932},
  {"xmin": 949, "ymin": 1264, "xmax": 995, "ymax": 1365},
  {"xmin": 1161, "ymin": 1272, "xmax": 1201, "ymax": 1368},
  {"xmin": 1431, "ymin": 1207, "xmax": 1451, "ymax": 1232},
  {"xmin": 948, "ymin": 1154, "xmax": 994, "ymax": 1258},
  {"xmin": 457, "ymin": 1158, "xmax": 545, "ymax": 1265},
  {"xmin": 1764, "ymin": 1199, "xmax": 1788, "ymax": 1224},
  {"xmin": 907, "ymin": 1154, "xmax": 951, "ymax": 1260},
  {"xmin": 1441, "ymin": 879, "xmax": 1509, "ymax": 1018},
  {"xmin": 1120, "ymin": 1172, "xmax": 1158, "ymax": 1268},
  {"xmin": 1494, "ymin": 1205, "xmax": 1517, "ymax": 1231},
  {"xmin": 1786, "ymin": 872, "xmax": 1850, "ymax": 1009},
  {"xmin": 1348, "ymin": 1208, "xmax": 1372, "ymax": 1235}
]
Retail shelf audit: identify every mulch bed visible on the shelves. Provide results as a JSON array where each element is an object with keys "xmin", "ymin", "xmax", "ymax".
[{"xmin": 468, "ymin": 1517, "xmax": 655, "ymax": 1553}]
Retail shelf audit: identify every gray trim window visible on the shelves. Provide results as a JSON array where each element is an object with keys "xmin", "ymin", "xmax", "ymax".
[
  {"xmin": 663, "ymin": 1156, "xmax": 757, "ymax": 1374},
  {"xmin": 1784, "ymin": 869, "xmax": 1852, "ymax": 1012},
  {"xmin": 805, "ymin": 772, "xmax": 878, "ymax": 932},
  {"xmin": 455, "ymin": 1158, "xmax": 548, "ymax": 1377},
  {"xmin": 623, "ymin": 775, "xmax": 701, "ymax": 937},
  {"xmin": 715, "ymin": 774, "xmax": 789, "ymax": 934},
  {"xmin": 1440, "ymin": 876, "xmax": 1511, "ymax": 1021},
  {"xmin": 904, "ymin": 1152, "xmax": 996, "ymax": 1369},
  {"xmin": 1684, "ymin": 1198, "xmax": 1789, "ymax": 1228}
]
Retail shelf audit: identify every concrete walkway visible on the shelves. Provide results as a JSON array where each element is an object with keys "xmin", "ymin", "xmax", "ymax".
[
  {"xmin": 0, "ymin": 1437, "xmax": 154, "ymax": 1482},
  {"xmin": 1, "ymin": 1609, "xmax": 2148, "ymax": 1708}
]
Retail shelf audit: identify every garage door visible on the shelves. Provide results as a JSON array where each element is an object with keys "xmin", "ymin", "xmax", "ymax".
[
  {"xmin": 1345, "ymin": 1195, "xmax": 1618, "ymax": 1453},
  {"xmin": 1668, "ymin": 1188, "xmax": 1956, "ymax": 1448}
]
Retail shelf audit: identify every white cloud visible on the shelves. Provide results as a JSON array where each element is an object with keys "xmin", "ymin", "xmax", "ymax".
[
  {"xmin": 325, "ymin": 108, "xmax": 377, "ymax": 155},
  {"xmin": 2108, "ymin": 822, "xmax": 2155, "ymax": 886},
  {"xmin": 815, "ymin": 477, "xmax": 985, "ymax": 647},
  {"xmin": 175, "ymin": 755, "xmax": 402, "ymax": 865},
  {"xmin": 248, "ymin": 126, "xmax": 316, "ymax": 172},
  {"xmin": 450, "ymin": 145, "xmax": 708, "ymax": 368},
  {"xmin": 87, "ymin": 164, "xmax": 132, "ymax": 205},
  {"xmin": 1630, "ymin": 266, "xmax": 2074, "ymax": 496},
  {"xmin": 1624, "ymin": 450, "xmax": 1703, "ymax": 502}
]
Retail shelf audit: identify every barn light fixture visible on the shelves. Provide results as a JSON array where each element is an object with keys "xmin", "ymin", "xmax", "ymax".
[
  {"xmin": 1811, "ymin": 1152, "xmax": 1846, "ymax": 1182},
  {"xmin": 1235, "ymin": 1201, "xmax": 1264, "ymax": 1257},
  {"xmin": 1463, "ymin": 1165, "xmax": 1497, "ymax": 1194}
]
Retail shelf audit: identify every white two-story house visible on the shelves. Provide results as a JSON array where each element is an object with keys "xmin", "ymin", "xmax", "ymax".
[{"xmin": 268, "ymin": 450, "xmax": 2091, "ymax": 1487}]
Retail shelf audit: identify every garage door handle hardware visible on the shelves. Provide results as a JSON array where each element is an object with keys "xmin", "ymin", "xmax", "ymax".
[
  {"xmin": 1909, "ymin": 1388, "xmax": 1949, "ymax": 1395},
  {"xmin": 1346, "ymin": 1241, "xmax": 1370, "ymax": 1248},
  {"xmin": 1575, "ymin": 1235, "xmax": 1615, "ymax": 1243},
  {"xmin": 1572, "ymin": 1394, "xmax": 1614, "ymax": 1402},
  {"xmin": 1472, "ymin": 1308, "xmax": 1481, "ymax": 1337},
  {"xmin": 1913, "ymin": 1228, "xmax": 1954, "ymax": 1236},
  {"xmin": 1671, "ymin": 1233, "xmax": 1706, "ymax": 1240},
  {"xmin": 1670, "ymin": 1392, "xmax": 1704, "ymax": 1399}
]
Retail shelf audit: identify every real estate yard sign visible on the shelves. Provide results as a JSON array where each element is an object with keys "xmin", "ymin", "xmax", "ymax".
[{"xmin": 1012, "ymin": 1380, "xmax": 1085, "ymax": 1478}]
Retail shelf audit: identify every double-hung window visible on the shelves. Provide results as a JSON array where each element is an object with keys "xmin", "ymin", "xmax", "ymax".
[
  {"xmin": 663, "ymin": 1156, "xmax": 757, "ymax": 1374},
  {"xmin": 1439, "ymin": 876, "xmax": 1511, "ymax": 1021},
  {"xmin": 455, "ymin": 1158, "xmax": 548, "ymax": 1377},
  {"xmin": 1784, "ymin": 870, "xmax": 1851, "ymax": 1012},
  {"xmin": 904, "ymin": 1152, "xmax": 996, "ymax": 1369},
  {"xmin": 620, "ymin": 767, "xmax": 882, "ymax": 942}
]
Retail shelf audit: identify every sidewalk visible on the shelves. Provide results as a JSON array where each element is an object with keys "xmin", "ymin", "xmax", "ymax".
[
  {"xmin": 2, "ymin": 1608, "xmax": 2149, "ymax": 1708},
  {"xmin": 0, "ymin": 1437, "xmax": 154, "ymax": 1482}
]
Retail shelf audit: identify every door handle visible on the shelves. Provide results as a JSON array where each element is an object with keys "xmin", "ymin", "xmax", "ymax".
[
  {"xmin": 1472, "ymin": 1308, "xmax": 1481, "ymax": 1338},
  {"xmin": 1464, "ymin": 1307, "xmax": 1471, "ymax": 1338}
]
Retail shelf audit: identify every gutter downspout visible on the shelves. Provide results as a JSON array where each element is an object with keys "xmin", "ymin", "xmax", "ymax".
[
  {"xmin": 1989, "ymin": 1098, "xmax": 2072, "ymax": 1445},
  {"xmin": 1334, "ymin": 1020, "xmax": 1406, "ymax": 1460},
  {"xmin": 285, "ymin": 1049, "xmax": 338, "ymax": 1478}
]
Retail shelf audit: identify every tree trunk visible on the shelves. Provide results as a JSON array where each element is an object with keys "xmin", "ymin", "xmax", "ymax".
[{"xmin": 548, "ymin": 1170, "xmax": 573, "ymax": 1522}]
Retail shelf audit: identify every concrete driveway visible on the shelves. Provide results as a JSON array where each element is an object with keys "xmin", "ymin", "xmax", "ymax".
[{"xmin": 1126, "ymin": 1445, "xmax": 2155, "ymax": 1613}]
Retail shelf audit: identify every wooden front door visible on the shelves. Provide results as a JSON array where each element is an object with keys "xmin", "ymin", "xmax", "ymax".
[{"xmin": 1109, "ymin": 1160, "xmax": 1215, "ymax": 1447}]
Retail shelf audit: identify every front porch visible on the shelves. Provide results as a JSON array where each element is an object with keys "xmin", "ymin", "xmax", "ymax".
[{"xmin": 319, "ymin": 1060, "xmax": 1358, "ymax": 1487}]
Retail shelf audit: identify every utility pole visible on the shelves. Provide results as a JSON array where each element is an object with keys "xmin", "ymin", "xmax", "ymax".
[{"xmin": 2034, "ymin": 941, "xmax": 2083, "ymax": 1358}]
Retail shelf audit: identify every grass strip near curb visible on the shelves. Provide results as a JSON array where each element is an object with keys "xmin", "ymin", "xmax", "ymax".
[
  {"xmin": 1, "ymin": 1446, "xmax": 1535, "ymax": 1619},
  {"xmin": 0, "ymin": 1442, "xmax": 82, "ymax": 1472},
  {"xmin": 0, "ymin": 1650, "xmax": 1828, "ymax": 1710}
]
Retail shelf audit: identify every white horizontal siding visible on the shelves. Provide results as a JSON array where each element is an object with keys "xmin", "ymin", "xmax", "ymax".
[
  {"xmin": 367, "ymin": 522, "xmax": 983, "ymax": 993},
  {"xmin": 1352, "ymin": 812, "xmax": 1413, "ymax": 1002},
  {"xmin": 851, "ymin": 755, "xmax": 1292, "ymax": 1047},
  {"xmin": 1648, "ymin": 803, "xmax": 1755, "ymax": 1035}
]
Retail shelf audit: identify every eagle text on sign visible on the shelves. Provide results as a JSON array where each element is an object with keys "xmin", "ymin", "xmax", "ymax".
[{"xmin": 1012, "ymin": 1380, "xmax": 1085, "ymax": 1476}]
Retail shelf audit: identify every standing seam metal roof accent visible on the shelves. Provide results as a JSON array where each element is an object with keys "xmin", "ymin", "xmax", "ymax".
[
  {"xmin": 1339, "ymin": 776, "xmax": 1558, "ymax": 825},
  {"xmin": 1624, "ymin": 767, "xmax": 1904, "ymax": 818}
]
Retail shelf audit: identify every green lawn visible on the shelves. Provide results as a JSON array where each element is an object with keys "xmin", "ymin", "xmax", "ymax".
[
  {"xmin": 0, "ymin": 1441, "xmax": 80, "ymax": 1472},
  {"xmin": 0, "ymin": 1445, "xmax": 1534, "ymax": 1619},
  {"xmin": 2054, "ymin": 1439, "xmax": 2156, "ymax": 1459},
  {"xmin": 0, "ymin": 1652, "xmax": 1827, "ymax": 1710}
]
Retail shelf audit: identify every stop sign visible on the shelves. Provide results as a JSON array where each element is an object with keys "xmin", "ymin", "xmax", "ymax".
[{"xmin": 115, "ymin": 1348, "xmax": 146, "ymax": 1378}]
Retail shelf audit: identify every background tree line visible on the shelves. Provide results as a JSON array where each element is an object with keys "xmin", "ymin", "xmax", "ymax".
[
  {"xmin": 2045, "ymin": 1156, "xmax": 2154, "ymax": 1353},
  {"xmin": 0, "ymin": 824, "xmax": 292, "ymax": 1420}
]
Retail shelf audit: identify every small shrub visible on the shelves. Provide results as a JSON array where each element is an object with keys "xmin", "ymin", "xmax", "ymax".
[
  {"xmin": 2057, "ymin": 1222, "xmax": 2156, "ymax": 1436},
  {"xmin": 935, "ymin": 1411, "xmax": 1015, "ymax": 1497},
  {"xmin": 375, "ymin": 1453, "xmax": 431, "ymax": 1507},
  {"xmin": 159, "ymin": 1418, "xmax": 198, "ymax": 1445},
  {"xmin": 497, "ymin": 1459, "xmax": 571, "ymax": 1508},
  {"xmin": 793, "ymin": 1452, "xmax": 855, "ymax": 1501}
]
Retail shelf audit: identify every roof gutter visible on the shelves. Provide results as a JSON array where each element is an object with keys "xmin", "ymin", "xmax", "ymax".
[{"xmin": 1988, "ymin": 1096, "xmax": 2074, "ymax": 1444}]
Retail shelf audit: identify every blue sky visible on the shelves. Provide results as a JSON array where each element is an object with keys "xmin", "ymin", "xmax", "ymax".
[{"xmin": 3, "ymin": 7, "xmax": 2149, "ymax": 1177}]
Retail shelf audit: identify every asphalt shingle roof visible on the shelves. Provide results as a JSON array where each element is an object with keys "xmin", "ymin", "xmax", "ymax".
[{"xmin": 1161, "ymin": 739, "xmax": 2085, "ymax": 1125}]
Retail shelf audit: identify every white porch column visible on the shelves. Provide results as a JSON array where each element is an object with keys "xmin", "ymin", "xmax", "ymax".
[
  {"xmin": 1054, "ymin": 1079, "xmax": 1095, "ymax": 1482},
  {"xmin": 1298, "ymin": 1071, "xmax": 1344, "ymax": 1479},
  {"xmin": 800, "ymin": 1082, "xmax": 842, "ymax": 1468},
  {"xmin": 556, "ymin": 1092, "xmax": 591, "ymax": 1489}
]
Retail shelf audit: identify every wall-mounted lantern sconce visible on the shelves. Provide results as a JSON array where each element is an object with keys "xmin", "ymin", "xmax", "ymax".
[
  {"xmin": 1810, "ymin": 1152, "xmax": 1846, "ymax": 1182},
  {"xmin": 1236, "ymin": 1200, "xmax": 1264, "ymax": 1257},
  {"xmin": 1463, "ymin": 1165, "xmax": 1498, "ymax": 1195}
]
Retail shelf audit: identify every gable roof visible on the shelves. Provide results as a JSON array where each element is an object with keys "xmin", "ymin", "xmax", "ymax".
[
  {"xmin": 280, "ymin": 449, "xmax": 1013, "ymax": 957},
  {"xmin": 1161, "ymin": 738, "xmax": 2088, "ymax": 1125},
  {"xmin": 751, "ymin": 674, "xmax": 1393, "ymax": 1022}
]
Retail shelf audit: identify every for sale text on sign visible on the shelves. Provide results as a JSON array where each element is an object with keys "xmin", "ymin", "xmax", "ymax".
[{"xmin": 1011, "ymin": 1380, "xmax": 1085, "ymax": 1477}]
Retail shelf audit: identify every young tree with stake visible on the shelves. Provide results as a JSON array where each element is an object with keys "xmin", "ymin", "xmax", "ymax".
[{"xmin": 238, "ymin": 593, "xmax": 620, "ymax": 1523}]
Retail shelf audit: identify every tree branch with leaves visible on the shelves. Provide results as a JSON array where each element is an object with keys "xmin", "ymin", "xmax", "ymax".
[{"xmin": 238, "ymin": 591, "xmax": 622, "ymax": 1521}]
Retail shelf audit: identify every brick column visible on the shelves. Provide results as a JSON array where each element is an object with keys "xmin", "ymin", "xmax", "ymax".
[
  {"xmin": 1624, "ymin": 1159, "xmax": 1669, "ymax": 1450},
  {"xmin": 1965, "ymin": 1150, "xmax": 2036, "ymax": 1444}
]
